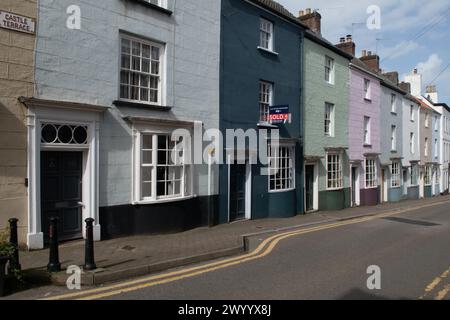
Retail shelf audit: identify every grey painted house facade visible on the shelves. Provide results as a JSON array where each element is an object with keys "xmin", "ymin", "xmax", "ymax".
[
  {"xmin": 401, "ymin": 94, "xmax": 421, "ymax": 200},
  {"xmin": 21, "ymin": 0, "xmax": 221, "ymax": 249},
  {"xmin": 379, "ymin": 77, "xmax": 405, "ymax": 203}
]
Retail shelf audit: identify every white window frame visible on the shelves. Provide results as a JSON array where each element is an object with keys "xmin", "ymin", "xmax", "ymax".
[
  {"xmin": 424, "ymin": 165, "xmax": 432, "ymax": 186},
  {"xmin": 391, "ymin": 161, "xmax": 401, "ymax": 188},
  {"xmin": 425, "ymin": 113, "xmax": 430, "ymax": 127},
  {"xmin": 119, "ymin": 34, "xmax": 164, "ymax": 105},
  {"xmin": 435, "ymin": 139, "xmax": 438, "ymax": 158},
  {"xmin": 411, "ymin": 165, "xmax": 419, "ymax": 186},
  {"xmin": 268, "ymin": 144, "xmax": 295, "ymax": 192},
  {"xmin": 364, "ymin": 116, "xmax": 371, "ymax": 145},
  {"xmin": 365, "ymin": 158, "xmax": 377, "ymax": 189},
  {"xmin": 259, "ymin": 81, "xmax": 273, "ymax": 123},
  {"xmin": 391, "ymin": 125, "xmax": 397, "ymax": 151},
  {"xmin": 259, "ymin": 18, "xmax": 274, "ymax": 52},
  {"xmin": 325, "ymin": 56, "xmax": 335, "ymax": 84},
  {"xmin": 144, "ymin": 0, "xmax": 168, "ymax": 9},
  {"xmin": 364, "ymin": 79, "xmax": 371, "ymax": 100},
  {"xmin": 410, "ymin": 132, "xmax": 415, "ymax": 154},
  {"xmin": 133, "ymin": 130, "xmax": 193, "ymax": 204},
  {"xmin": 324, "ymin": 102, "xmax": 335, "ymax": 137},
  {"xmin": 326, "ymin": 153, "xmax": 343, "ymax": 190},
  {"xmin": 391, "ymin": 94, "xmax": 397, "ymax": 113},
  {"xmin": 410, "ymin": 105, "xmax": 415, "ymax": 122}
]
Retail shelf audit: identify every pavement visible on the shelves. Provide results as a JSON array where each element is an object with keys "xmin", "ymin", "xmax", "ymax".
[{"xmin": 4, "ymin": 195, "xmax": 450, "ymax": 298}]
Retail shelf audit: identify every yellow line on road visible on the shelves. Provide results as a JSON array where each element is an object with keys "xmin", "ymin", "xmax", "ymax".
[
  {"xmin": 419, "ymin": 265, "xmax": 450, "ymax": 300},
  {"xmin": 42, "ymin": 199, "xmax": 450, "ymax": 300},
  {"xmin": 435, "ymin": 284, "xmax": 450, "ymax": 300}
]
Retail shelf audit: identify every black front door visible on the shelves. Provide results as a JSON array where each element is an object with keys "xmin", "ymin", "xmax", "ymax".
[
  {"xmin": 41, "ymin": 151, "xmax": 83, "ymax": 242},
  {"xmin": 230, "ymin": 165, "xmax": 247, "ymax": 222},
  {"xmin": 305, "ymin": 165, "xmax": 314, "ymax": 212}
]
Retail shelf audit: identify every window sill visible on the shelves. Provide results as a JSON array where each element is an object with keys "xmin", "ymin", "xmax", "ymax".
[
  {"xmin": 391, "ymin": 112, "xmax": 397, "ymax": 115},
  {"xmin": 269, "ymin": 188, "xmax": 296, "ymax": 194},
  {"xmin": 113, "ymin": 100, "xmax": 172, "ymax": 111},
  {"xmin": 364, "ymin": 144, "xmax": 372, "ymax": 148},
  {"xmin": 257, "ymin": 46, "xmax": 279, "ymax": 56},
  {"xmin": 126, "ymin": 0, "xmax": 173, "ymax": 15},
  {"xmin": 325, "ymin": 81, "xmax": 335, "ymax": 87},
  {"xmin": 364, "ymin": 98, "xmax": 372, "ymax": 103},
  {"xmin": 133, "ymin": 195, "xmax": 196, "ymax": 205},
  {"xmin": 257, "ymin": 122, "xmax": 278, "ymax": 129},
  {"xmin": 326, "ymin": 187, "xmax": 344, "ymax": 191}
]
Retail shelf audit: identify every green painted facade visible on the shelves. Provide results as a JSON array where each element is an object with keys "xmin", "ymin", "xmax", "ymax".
[
  {"xmin": 303, "ymin": 36, "xmax": 351, "ymax": 210},
  {"xmin": 319, "ymin": 188, "xmax": 351, "ymax": 211}
]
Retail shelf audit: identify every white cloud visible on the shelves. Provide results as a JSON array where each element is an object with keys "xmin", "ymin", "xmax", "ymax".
[
  {"xmin": 380, "ymin": 40, "xmax": 420, "ymax": 60},
  {"xmin": 416, "ymin": 54, "xmax": 443, "ymax": 87}
]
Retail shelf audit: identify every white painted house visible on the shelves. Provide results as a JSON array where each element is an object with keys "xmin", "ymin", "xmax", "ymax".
[{"xmin": 20, "ymin": 0, "xmax": 221, "ymax": 249}]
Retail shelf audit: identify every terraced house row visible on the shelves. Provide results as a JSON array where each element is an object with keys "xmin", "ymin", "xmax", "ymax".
[{"xmin": 1, "ymin": 0, "xmax": 449, "ymax": 249}]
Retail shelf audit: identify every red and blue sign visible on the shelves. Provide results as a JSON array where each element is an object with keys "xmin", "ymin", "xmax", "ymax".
[{"xmin": 269, "ymin": 105, "xmax": 291, "ymax": 124}]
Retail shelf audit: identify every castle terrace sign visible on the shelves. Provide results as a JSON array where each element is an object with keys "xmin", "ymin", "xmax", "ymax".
[{"xmin": 0, "ymin": 10, "xmax": 35, "ymax": 35}]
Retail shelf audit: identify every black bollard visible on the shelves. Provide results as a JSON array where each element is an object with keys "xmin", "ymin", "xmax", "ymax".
[
  {"xmin": 47, "ymin": 217, "xmax": 61, "ymax": 272},
  {"xmin": 8, "ymin": 218, "xmax": 21, "ymax": 272},
  {"xmin": 84, "ymin": 218, "xmax": 96, "ymax": 271}
]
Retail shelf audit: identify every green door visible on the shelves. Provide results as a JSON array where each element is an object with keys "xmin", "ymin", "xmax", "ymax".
[{"xmin": 230, "ymin": 164, "xmax": 246, "ymax": 221}]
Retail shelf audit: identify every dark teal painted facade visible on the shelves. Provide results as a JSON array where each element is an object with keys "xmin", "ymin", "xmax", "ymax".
[
  {"xmin": 218, "ymin": 0, "xmax": 304, "ymax": 224},
  {"xmin": 424, "ymin": 186, "xmax": 432, "ymax": 198},
  {"xmin": 319, "ymin": 189, "xmax": 350, "ymax": 211}
]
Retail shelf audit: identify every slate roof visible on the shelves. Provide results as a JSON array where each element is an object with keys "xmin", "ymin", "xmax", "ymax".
[
  {"xmin": 251, "ymin": 0, "xmax": 297, "ymax": 19},
  {"xmin": 248, "ymin": 0, "xmax": 306, "ymax": 28},
  {"xmin": 305, "ymin": 30, "xmax": 353, "ymax": 60}
]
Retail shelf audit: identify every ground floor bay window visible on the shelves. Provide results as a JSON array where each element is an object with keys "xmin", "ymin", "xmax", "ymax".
[
  {"xmin": 132, "ymin": 122, "xmax": 194, "ymax": 204},
  {"xmin": 391, "ymin": 161, "xmax": 401, "ymax": 188},
  {"xmin": 326, "ymin": 153, "xmax": 343, "ymax": 190},
  {"xmin": 269, "ymin": 144, "xmax": 295, "ymax": 192},
  {"xmin": 365, "ymin": 158, "xmax": 377, "ymax": 189},
  {"xmin": 424, "ymin": 165, "xmax": 432, "ymax": 186}
]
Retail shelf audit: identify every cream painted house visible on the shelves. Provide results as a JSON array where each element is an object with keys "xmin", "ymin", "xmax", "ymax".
[{"xmin": 0, "ymin": 1, "xmax": 37, "ymax": 246}]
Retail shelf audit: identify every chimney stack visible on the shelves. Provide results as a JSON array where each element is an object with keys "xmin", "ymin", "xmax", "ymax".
[
  {"xmin": 404, "ymin": 68, "xmax": 422, "ymax": 97},
  {"xmin": 360, "ymin": 50, "xmax": 380, "ymax": 73},
  {"xmin": 298, "ymin": 8, "xmax": 322, "ymax": 35},
  {"xmin": 426, "ymin": 85, "xmax": 439, "ymax": 103},
  {"xmin": 399, "ymin": 82, "xmax": 411, "ymax": 94},
  {"xmin": 383, "ymin": 71, "xmax": 399, "ymax": 85},
  {"xmin": 335, "ymin": 34, "xmax": 355, "ymax": 56}
]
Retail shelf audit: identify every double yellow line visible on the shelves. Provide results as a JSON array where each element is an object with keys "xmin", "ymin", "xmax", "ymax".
[
  {"xmin": 419, "ymin": 266, "xmax": 450, "ymax": 300},
  {"xmin": 42, "ymin": 199, "xmax": 450, "ymax": 300}
]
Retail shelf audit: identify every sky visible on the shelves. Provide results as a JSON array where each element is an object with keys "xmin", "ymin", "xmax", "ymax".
[{"xmin": 277, "ymin": 0, "xmax": 450, "ymax": 103}]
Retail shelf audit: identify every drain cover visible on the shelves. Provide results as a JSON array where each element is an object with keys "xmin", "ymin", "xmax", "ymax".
[{"xmin": 383, "ymin": 217, "xmax": 440, "ymax": 227}]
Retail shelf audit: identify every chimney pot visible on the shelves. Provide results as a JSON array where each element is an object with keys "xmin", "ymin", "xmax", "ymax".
[
  {"xmin": 299, "ymin": 10, "xmax": 304, "ymax": 17},
  {"xmin": 340, "ymin": 37, "xmax": 345, "ymax": 43},
  {"xmin": 413, "ymin": 68, "xmax": 418, "ymax": 74},
  {"xmin": 362, "ymin": 50, "xmax": 367, "ymax": 56},
  {"xmin": 299, "ymin": 7, "xmax": 321, "ymax": 34}
]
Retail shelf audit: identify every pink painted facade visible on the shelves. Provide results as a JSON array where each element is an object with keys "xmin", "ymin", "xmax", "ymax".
[
  {"xmin": 348, "ymin": 66, "xmax": 381, "ymax": 160},
  {"xmin": 348, "ymin": 63, "xmax": 381, "ymax": 206}
]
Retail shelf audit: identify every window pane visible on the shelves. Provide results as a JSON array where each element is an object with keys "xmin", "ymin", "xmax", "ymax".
[{"xmin": 121, "ymin": 39, "xmax": 130, "ymax": 54}]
